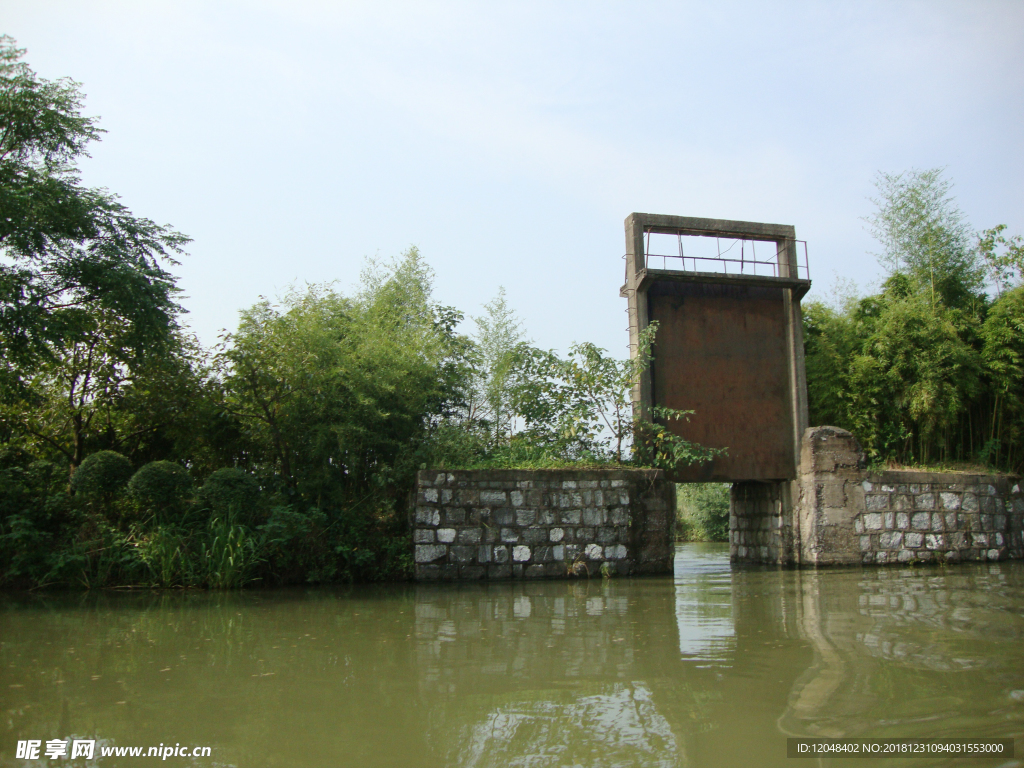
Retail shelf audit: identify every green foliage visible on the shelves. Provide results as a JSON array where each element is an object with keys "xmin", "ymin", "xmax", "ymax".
[
  {"xmin": 128, "ymin": 461, "xmax": 194, "ymax": 518},
  {"xmin": 197, "ymin": 468, "xmax": 261, "ymax": 522},
  {"xmin": 507, "ymin": 323, "xmax": 723, "ymax": 470},
  {"xmin": 977, "ymin": 225, "xmax": 1024, "ymax": 297},
  {"xmin": 0, "ymin": 35, "xmax": 188, "ymax": 378},
  {"xmin": 806, "ymin": 168, "xmax": 1022, "ymax": 472},
  {"xmin": 470, "ymin": 287, "xmax": 529, "ymax": 441},
  {"xmin": 867, "ymin": 169, "xmax": 983, "ymax": 311},
  {"xmin": 219, "ymin": 248, "xmax": 468, "ymax": 503},
  {"xmin": 676, "ymin": 483, "xmax": 730, "ymax": 541},
  {"xmin": 70, "ymin": 450, "xmax": 132, "ymax": 498},
  {"xmin": 980, "ymin": 286, "xmax": 1024, "ymax": 467}
]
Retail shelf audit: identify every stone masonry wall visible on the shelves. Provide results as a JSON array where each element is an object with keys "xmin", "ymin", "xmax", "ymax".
[
  {"xmin": 856, "ymin": 473, "xmax": 1023, "ymax": 564},
  {"xmin": 730, "ymin": 481, "xmax": 796, "ymax": 564},
  {"xmin": 412, "ymin": 469, "xmax": 675, "ymax": 580},
  {"xmin": 730, "ymin": 426, "xmax": 1024, "ymax": 566}
]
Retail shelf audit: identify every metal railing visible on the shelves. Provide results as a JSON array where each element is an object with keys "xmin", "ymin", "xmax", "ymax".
[{"xmin": 637, "ymin": 231, "xmax": 810, "ymax": 280}]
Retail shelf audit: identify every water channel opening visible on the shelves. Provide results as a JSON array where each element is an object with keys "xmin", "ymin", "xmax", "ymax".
[{"xmin": 675, "ymin": 482, "xmax": 731, "ymax": 544}]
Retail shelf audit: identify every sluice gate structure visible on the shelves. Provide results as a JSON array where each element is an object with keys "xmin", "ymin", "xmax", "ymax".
[{"xmin": 621, "ymin": 212, "xmax": 1022, "ymax": 567}]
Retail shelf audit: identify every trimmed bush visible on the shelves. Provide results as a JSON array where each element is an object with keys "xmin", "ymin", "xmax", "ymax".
[
  {"xmin": 128, "ymin": 461, "xmax": 194, "ymax": 517},
  {"xmin": 197, "ymin": 468, "xmax": 260, "ymax": 522},
  {"xmin": 71, "ymin": 451, "xmax": 133, "ymax": 498}
]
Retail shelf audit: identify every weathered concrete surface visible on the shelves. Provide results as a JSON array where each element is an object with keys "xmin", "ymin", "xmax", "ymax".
[
  {"xmin": 622, "ymin": 212, "xmax": 810, "ymax": 482},
  {"xmin": 412, "ymin": 469, "xmax": 674, "ymax": 581},
  {"xmin": 731, "ymin": 426, "xmax": 1024, "ymax": 566}
]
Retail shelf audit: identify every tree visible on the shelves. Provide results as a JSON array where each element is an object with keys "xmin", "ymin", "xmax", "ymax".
[
  {"xmin": 509, "ymin": 323, "xmax": 723, "ymax": 469},
  {"xmin": 470, "ymin": 287, "xmax": 529, "ymax": 442},
  {"xmin": 0, "ymin": 36, "xmax": 188, "ymax": 386},
  {"xmin": 977, "ymin": 225, "xmax": 1024, "ymax": 297},
  {"xmin": 220, "ymin": 249, "xmax": 471, "ymax": 504},
  {"xmin": 866, "ymin": 169, "xmax": 984, "ymax": 311}
]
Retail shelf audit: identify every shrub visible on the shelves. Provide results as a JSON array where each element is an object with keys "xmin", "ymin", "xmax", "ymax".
[
  {"xmin": 128, "ymin": 461, "xmax": 194, "ymax": 521},
  {"xmin": 197, "ymin": 468, "xmax": 261, "ymax": 523},
  {"xmin": 676, "ymin": 483, "xmax": 730, "ymax": 541},
  {"xmin": 71, "ymin": 451, "xmax": 133, "ymax": 498}
]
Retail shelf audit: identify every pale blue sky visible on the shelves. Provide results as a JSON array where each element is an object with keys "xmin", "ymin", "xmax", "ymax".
[{"xmin": 5, "ymin": 1, "xmax": 1023, "ymax": 355}]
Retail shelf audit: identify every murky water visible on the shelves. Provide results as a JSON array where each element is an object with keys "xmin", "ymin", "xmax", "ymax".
[{"xmin": 3, "ymin": 543, "xmax": 1024, "ymax": 767}]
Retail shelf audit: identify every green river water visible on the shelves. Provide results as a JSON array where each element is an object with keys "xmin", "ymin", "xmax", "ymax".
[{"xmin": 3, "ymin": 543, "xmax": 1024, "ymax": 767}]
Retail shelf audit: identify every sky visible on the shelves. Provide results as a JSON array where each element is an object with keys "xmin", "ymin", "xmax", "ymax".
[{"xmin": 4, "ymin": 0, "xmax": 1023, "ymax": 356}]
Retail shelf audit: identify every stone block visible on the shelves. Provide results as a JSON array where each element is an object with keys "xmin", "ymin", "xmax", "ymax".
[
  {"xmin": 879, "ymin": 531, "xmax": 902, "ymax": 549},
  {"xmin": 864, "ymin": 513, "xmax": 884, "ymax": 530},
  {"xmin": 896, "ymin": 512, "xmax": 910, "ymax": 529},
  {"xmin": 454, "ymin": 489, "xmax": 479, "ymax": 506},
  {"xmin": 962, "ymin": 493, "xmax": 979, "ymax": 512},
  {"xmin": 415, "ymin": 544, "xmax": 447, "ymax": 563},
  {"xmin": 609, "ymin": 507, "xmax": 628, "ymax": 525},
  {"xmin": 480, "ymin": 490, "xmax": 507, "ymax": 505},
  {"xmin": 893, "ymin": 494, "xmax": 912, "ymax": 511},
  {"xmin": 413, "ymin": 529, "xmax": 435, "ymax": 544},
  {"xmin": 450, "ymin": 546, "xmax": 476, "ymax": 564},
  {"xmin": 493, "ymin": 545, "xmax": 510, "ymax": 563},
  {"xmin": 597, "ymin": 527, "xmax": 618, "ymax": 544},
  {"xmin": 415, "ymin": 507, "xmax": 440, "ymax": 526},
  {"xmin": 523, "ymin": 528, "xmax": 548, "ymax": 545},
  {"xmin": 552, "ymin": 544, "xmax": 565, "ymax": 560},
  {"xmin": 931, "ymin": 513, "xmax": 945, "ymax": 531},
  {"xmin": 437, "ymin": 528, "xmax": 457, "ymax": 543},
  {"xmin": 905, "ymin": 532, "xmax": 923, "ymax": 548},
  {"xmin": 859, "ymin": 535, "xmax": 871, "ymax": 551},
  {"xmin": 500, "ymin": 528, "xmax": 519, "ymax": 543},
  {"xmin": 911, "ymin": 512, "xmax": 930, "ymax": 530},
  {"xmin": 534, "ymin": 546, "xmax": 554, "ymax": 563},
  {"xmin": 420, "ymin": 488, "xmax": 439, "ymax": 504},
  {"xmin": 494, "ymin": 508, "xmax": 514, "ymax": 526},
  {"xmin": 460, "ymin": 565, "xmax": 485, "ymax": 579},
  {"xmin": 509, "ymin": 490, "xmax": 524, "ymax": 507},
  {"xmin": 512, "ymin": 545, "xmax": 531, "ymax": 562},
  {"xmin": 925, "ymin": 534, "xmax": 945, "ymax": 549},
  {"xmin": 516, "ymin": 509, "xmax": 537, "ymax": 526},
  {"xmin": 865, "ymin": 494, "xmax": 889, "ymax": 511},
  {"xmin": 549, "ymin": 527, "xmax": 565, "ymax": 542},
  {"xmin": 582, "ymin": 508, "xmax": 604, "ymax": 526},
  {"xmin": 561, "ymin": 509, "xmax": 582, "ymax": 525},
  {"xmin": 939, "ymin": 492, "xmax": 961, "ymax": 510},
  {"xmin": 538, "ymin": 509, "xmax": 556, "ymax": 525},
  {"xmin": 544, "ymin": 562, "xmax": 566, "ymax": 577},
  {"xmin": 576, "ymin": 527, "xmax": 596, "ymax": 542},
  {"xmin": 488, "ymin": 563, "xmax": 511, "ymax": 579},
  {"xmin": 458, "ymin": 528, "xmax": 482, "ymax": 545},
  {"xmin": 584, "ymin": 543, "xmax": 604, "ymax": 560},
  {"xmin": 915, "ymin": 493, "xmax": 936, "ymax": 509},
  {"xmin": 444, "ymin": 508, "xmax": 466, "ymax": 525},
  {"xmin": 604, "ymin": 544, "xmax": 628, "ymax": 560},
  {"xmin": 525, "ymin": 565, "xmax": 546, "ymax": 578}
]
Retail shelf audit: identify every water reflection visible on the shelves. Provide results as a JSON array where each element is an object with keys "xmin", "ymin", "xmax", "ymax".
[
  {"xmin": 2, "ymin": 547, "xmax": 1024, "ymax": 767},
  {"xmin": 673, "ymin": 543, "xmax": 735, "ymax": 665}
]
